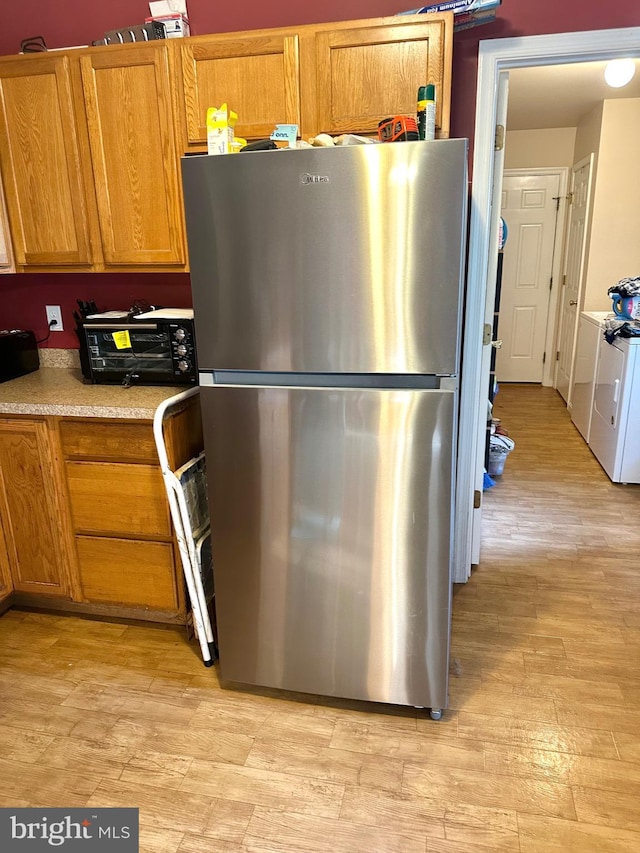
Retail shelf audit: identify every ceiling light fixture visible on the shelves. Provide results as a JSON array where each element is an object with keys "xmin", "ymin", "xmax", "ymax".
[{"xmin": 604, "ymin": 58, "xmax": 636, "ymax": 88}]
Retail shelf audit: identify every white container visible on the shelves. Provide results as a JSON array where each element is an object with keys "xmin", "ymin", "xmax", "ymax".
[{"xmin": 488, "ymin": 433, "xmax": 515, "ymax": 476}]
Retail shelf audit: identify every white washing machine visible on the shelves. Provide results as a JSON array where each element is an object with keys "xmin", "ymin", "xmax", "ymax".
[
  {"xmin": 570, "ymin": 311, "xmax": 611, "ymax": 442},
  {"xmin": 589, "ymin": 334, "xmax": 640, "ymax": 483}
]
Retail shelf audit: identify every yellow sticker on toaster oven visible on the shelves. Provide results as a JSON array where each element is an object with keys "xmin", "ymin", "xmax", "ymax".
[{"xmin": 112, "ymin": 330, "xmax": 132, "ymax": 349}]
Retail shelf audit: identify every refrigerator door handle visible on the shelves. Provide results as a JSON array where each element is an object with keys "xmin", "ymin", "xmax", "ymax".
[{"xmin": 201, "ymin": 370, "xmax": 447, "ymax": 390}]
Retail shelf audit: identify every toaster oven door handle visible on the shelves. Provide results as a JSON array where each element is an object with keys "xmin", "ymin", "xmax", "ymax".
[{"xmin": 82, "ymin": 323, "xmax": 159, "ymax": 330}]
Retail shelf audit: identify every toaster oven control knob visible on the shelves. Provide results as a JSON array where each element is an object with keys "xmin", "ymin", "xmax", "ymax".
[
  {"xmin": 176, "ymin": 344, "xmax": 187, "ymax": 356},
  {"xmin": 177, "ymin": 359, "xmax": 191, "ymax": 373},
  {"xmin": 174, "ymin": 327, "xmax": 187, "ymax": 342}
]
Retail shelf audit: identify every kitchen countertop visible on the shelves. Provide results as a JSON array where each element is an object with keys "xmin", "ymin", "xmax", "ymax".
[{"xmin": 0, "ymin": 367, "xmax": 189, "ymax": 419}]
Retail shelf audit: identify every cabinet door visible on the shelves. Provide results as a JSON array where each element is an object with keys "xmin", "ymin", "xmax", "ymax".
[
  {"xmin": 0, "ymin": 514, "xmax": 13, "ymax": 600},
  {"xmin": 0, "ymin": 419, "xmax": 69, "ymax": 596},
  {"xmin": 0, "ymin": 171, "xmax": 14, "ymax": 273},
  {"xmin": 177, "ymin": 33, "xmax": 301, "ymax": 149},
  {"xmin": 80, "ymin": 44, "xmax": 185, "ymax": 267},
  {"xmin": 0, "ymin": 55, "xmax": 93, "ymax": 267},
  {"xmin": 315, "ymin": 15, "xmax": 452, "ymax": 138}
]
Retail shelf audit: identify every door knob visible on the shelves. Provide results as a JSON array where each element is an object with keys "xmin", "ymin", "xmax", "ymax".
[
  {"xmin": 491, "ymin": 339, "xmax": 503, "ymax": 349},
  {"xmin": 569, "ymin": 300, "xmax": 578, "ymax": 306}
]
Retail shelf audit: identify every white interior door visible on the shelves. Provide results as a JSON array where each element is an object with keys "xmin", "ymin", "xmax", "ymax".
[
  {"xmin": 555, "ymin": 155, "xmax": 594, "ymax": 401},
  {"xmin": 497, "ymin": 171, "xmax": 561, "ymax": 383}
]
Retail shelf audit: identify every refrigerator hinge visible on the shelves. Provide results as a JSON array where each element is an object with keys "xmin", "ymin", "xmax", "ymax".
[
  {"xmin": 483, "ymin": 323, "xmax": 492, "ymax": 346},
  {"xmin": 474, "ymin": 490, "xmax": 482, "ymax": 509},
  {"xmin": 495, "ymin": 124, "xmax": 505, "ymax": 151}
]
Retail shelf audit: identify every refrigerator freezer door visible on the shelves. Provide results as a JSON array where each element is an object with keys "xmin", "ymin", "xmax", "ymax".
[
  {"xmin": 202, "ymin": 384, "xmax": 454, "ymax": 709},
  {"xmin": 182, "ymin": 139, "xmax": 468, "ymax": 376}
]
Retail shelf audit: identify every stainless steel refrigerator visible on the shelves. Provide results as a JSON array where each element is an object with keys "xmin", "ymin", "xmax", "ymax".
[{"xmin": 181, "ymin": 139, "xmax": 468, "ymax": 718}]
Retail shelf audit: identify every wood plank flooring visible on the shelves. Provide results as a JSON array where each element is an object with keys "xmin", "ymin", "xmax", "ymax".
[{"xmin": 1, "ymin": 384, "xmax": 639, "ymax": 852}]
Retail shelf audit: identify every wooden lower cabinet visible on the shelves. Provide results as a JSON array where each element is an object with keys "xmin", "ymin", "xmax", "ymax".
[
  {"xmin": 0, "ymin": 417, "xmax": 72, "ymax": 597},
  {"xmin": 0, "ymin": 398, "xmax": 202, "ymax": 624},
  {"xmin": 58, "ymin": 402, "xmax": 202, "ymax": 622},
  {"xmin": 0, "ymin": 511, "xmax": 14, "ymax": 608},
  {"xmin": 59, "ymin": 417, "xmax": 188, "ymax": 620}
]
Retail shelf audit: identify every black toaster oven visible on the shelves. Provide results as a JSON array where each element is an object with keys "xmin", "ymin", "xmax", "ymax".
[
  {"xmin": 0, "ymin": 329, "xmax": 40, "ymax": 383},
  {"xmin": 78, "ymin": 310, "xmax": 197, "ymax": 386}
]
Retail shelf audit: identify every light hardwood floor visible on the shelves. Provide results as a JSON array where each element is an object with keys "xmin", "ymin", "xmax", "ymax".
[{"xmin": 1, "ymin": 384, "xmax": 639, "ymax": 852}]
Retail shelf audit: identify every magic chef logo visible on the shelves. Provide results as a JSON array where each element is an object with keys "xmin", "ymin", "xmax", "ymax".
[
  {"xmin": 3, "ymin": 808, "xmax": 138, "ymax": 850},
  {"xmin": 300, "ymin": 172, "xmax": 330, "ymax": 184}
]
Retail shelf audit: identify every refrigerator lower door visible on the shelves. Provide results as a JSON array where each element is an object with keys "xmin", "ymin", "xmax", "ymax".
[{"xmin": 202, "ymin": 384, "xmax": 454, "ymax": 709}]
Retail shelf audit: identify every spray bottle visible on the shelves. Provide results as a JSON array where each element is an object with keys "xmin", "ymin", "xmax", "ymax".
[{"xmin": 417, "ymin": 84, "xmax": 436, "ymax": 140}]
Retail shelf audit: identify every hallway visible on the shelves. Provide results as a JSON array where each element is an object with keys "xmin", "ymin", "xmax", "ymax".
[
  {"xmin": 452, "ymin": 382, "xmax": 640, "ymax": 849},
  {"xmin": 0, "ymin": 385, "xmax": 639, "ymax": 852}
]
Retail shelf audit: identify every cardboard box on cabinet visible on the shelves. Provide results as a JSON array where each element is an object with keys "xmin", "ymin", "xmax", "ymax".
[{"xmin": 145, "ymin": 14, "xmax": 190, "ymax": 37}]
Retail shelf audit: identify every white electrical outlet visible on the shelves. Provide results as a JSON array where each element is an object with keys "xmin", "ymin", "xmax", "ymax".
[{"xmin": 45, "ymin": 305, "xmax": 64, "ymax": 331}]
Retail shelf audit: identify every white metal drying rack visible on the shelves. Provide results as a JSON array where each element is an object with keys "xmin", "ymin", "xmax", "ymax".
[{"xmin": 153, "ymin": 387, "xmax": 216, "ymax": 666}]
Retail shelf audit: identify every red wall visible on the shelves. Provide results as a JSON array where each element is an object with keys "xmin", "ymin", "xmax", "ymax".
[{"xmin": 1, "ymin": 0, "xmax": 639, "ymax": 347}]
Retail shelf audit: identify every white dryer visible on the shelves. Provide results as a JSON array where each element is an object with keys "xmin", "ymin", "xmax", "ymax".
[
  {"xmin": 570, "ymin": 311, "xmax": 610, "ymax": 442},
  {"xmin": 589, "ymin": 334, "xmax": 640, "ymax": 483}
]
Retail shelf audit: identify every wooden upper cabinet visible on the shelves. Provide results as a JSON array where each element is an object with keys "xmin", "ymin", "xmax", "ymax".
[
  {"xmin": 176, "ymin": 33, "xmax": 301, "ymax": 150},
  {"xmin": 80, "ymin": 43, "xmax": 185, "ymax": 267},
  {"xmin": 0, "ymin": 419, "xmax": 70, "ymax": 597},
  {"xmin": 0, "ymin": 15, "xmax": 453, "ymax": 271},
  {"xmin": 0, "ymin": 172, "xmax": 14, "ymax": 273},
  {"xmin": 0, "ymin": 55, "xmax": 93, "ymax": 267},
  {"xmin": 314, "ymin": 15, "xmax": 452, "ymax": 138}
]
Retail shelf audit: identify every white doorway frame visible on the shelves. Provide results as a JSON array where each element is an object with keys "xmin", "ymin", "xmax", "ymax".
[
  {"xmin": 454, "ymin": 27, "xmax": 640, "ymax": 583},
  {"xmin": 500, "ymin": 166, "xmax": 569, "ymax": 388}
]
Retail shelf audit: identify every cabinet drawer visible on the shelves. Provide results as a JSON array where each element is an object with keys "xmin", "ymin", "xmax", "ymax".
[
  {"xmin": 76, "ymin": 535, "xmax": 178, "ymax": 609},
  {"xmin": 66, "ymin": 461, "xmax": 170, "ymax": 537},
  {"xmin": 60, "ymin": 420, "xmax": 158, "ymax": 463}
]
